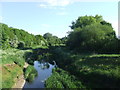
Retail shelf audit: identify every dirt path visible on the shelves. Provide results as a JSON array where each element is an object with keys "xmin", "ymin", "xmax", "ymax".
[
  {"xmin": 12, "ymin": 75, "xmax": 25, "ymax": 88},
  {"xmin": 12, "ymin": 62, "xmax": 29, "ymax": 88}
]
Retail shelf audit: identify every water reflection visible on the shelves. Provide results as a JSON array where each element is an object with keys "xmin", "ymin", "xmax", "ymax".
[
  {"xmin": 23, "ymin": 60, "xmax": 55, "ymax": 88},
  {"xmin": 38, "ymin": 60, "xmax": 50, "ymax": 70}
]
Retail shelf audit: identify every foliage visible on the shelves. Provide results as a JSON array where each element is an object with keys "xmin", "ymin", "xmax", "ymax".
[
  {"xmin": 67, "ymin": 15, "xmax": 119, "ymax": 53},
  {"xmin": 61, "ymin": 36, "xmax": 68, "ymax": 45},
  {"xmin": 1, "ymin": 14, "xmax": 120, "ymax": 89},
  {"xmin": 43, "ymin": 33, "xmax": 62, "ymax": 46},
  {"xmin": 45, "ymin": 68, "xmax": 85, "ymax": 88},
  {"xmin": 17, "ymin": 41, "xmax": 25, "ymax": 49},
  {"xmin": 0, "ymin": 23, "xmax": 47, "ymax": 49},
  {"xmin": 24, "ymin": 65, "xmax": 38, "ymax": 82},
  {"xmin": 1, "ymin": 49, "xmax": 32, "ymax": 88},
  {"xmin": 70, "ymin": 15, "xmax": 103, "ymax": 29},
  {"xmin": 48, "ymin": 47, "xmax": 120, "ymax": 88},
  {"xmin": 1, "ymin": 49, "xmax": 29, "ymax": 66}
]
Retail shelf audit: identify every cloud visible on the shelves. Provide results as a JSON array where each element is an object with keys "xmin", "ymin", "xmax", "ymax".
[
  {"xmin": 39, "ymin": 4, "xmax": 48, "ymax": 8},
  {"xmin": 37, "ymin": 0, "xmax": 119, "ymax": 9},
  {"xmin": 38, "ymin": 0, "xmax": 72, "ymax": 8},
  {"xmin": 1, "ymin": 0, "xmax": 119, "ymax": 2}
]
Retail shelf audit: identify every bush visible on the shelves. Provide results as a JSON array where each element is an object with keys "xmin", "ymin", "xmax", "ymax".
[
  {"xmin": 45, "ymin": 68, "xmax": 85, "ymax": 88},
  {"xmin": 24, "ymin": 65, "xmax": 38, "ymax": 82},
  {"xmin": 17, "ymin": 41, "xmax": 25, "ymax": 49}
]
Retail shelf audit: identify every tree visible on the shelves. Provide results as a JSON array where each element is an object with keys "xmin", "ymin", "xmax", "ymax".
[
  {"xmin": 43, "ymin": 33, "xmax": 62, "ymax": 46},
  {"xmin": 67, "ymin": 15, "xmax": 118, "ymax": 53},
  {"xmin": 9, "ymin": 35, "xmax": 18, "ymax": 48},
  {"xmin": 70, "ymin": 15, "xmax": 103, "ymax": 29},
  {"xmin": 1, "ymin": 23, "xmax": 46, "ymax": 49},
  {"xmin": 17, "ymin": 41, "xmax": 25, "ymax": 49}
]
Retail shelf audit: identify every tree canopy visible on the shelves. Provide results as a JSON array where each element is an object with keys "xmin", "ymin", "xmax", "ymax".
[
  {"xmin": 43, "ymin": 33, "xmax": 62, "ymax": 46},
  {"xmin": 67, "ymin": 15, "xmax": 119, "ymax": 53},
  {"xmin": 0, "ymin": 23, "xmax": 47, "ymax": 49}
]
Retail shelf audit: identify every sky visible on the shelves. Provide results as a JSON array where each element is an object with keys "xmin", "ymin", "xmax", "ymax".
[{"xmin": 0, "ymin": 0, "xmax": 119, "ymax": 38}]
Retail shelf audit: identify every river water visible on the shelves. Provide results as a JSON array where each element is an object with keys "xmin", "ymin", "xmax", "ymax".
[{"xmin": 23, "ymin": 61, "xmax": 55, "ymax": 88}]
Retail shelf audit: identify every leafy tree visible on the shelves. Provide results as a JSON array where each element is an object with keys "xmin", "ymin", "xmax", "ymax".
[
  {"xmin": 70, "ymin": 15, "xmax": 103, "ymax": 29},
  {"xmin": 35, "ymin": 35, "xmax": 47, "ymax": 46},
  {"xmin": 61, "ymin": 36, "xmax": 68, "ymax": 45},
  {"xmin": 0, "ymin": 23, "xmax": 47, "ymax": 49},
  {"xmin": 43, "ymin": 33, "xmax": 62, "ymax": 46},
  {"xmin": 67, "ymin": 15, "xmax": 119, "ymax": 53},
  {"xmin": 43, "ymin": 33, "xmax": 52, "ymax": 39}
]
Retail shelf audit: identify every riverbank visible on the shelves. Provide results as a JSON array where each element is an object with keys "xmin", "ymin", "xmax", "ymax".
[
  {"xmin": 12, "ymin": 75, "xmax": 25, "ymax": 88},
  {"xmin": 12, "ymin": 62, "xmax": 28, "ymax": 88},
  {"xmin": 47, "ymin": 47, "xmax": 120, "ymax": 88}
]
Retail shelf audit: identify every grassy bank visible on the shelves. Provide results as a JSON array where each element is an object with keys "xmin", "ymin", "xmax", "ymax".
[
  {"xmin": 45, "ymin": 68, "xmax": 86, "ymax": 88},
  {"xmin": 47, "ymin": 47, "xmax": 120, "ymax": 88},
  {"xmin": 2, "ymin": 64, "xmax": 23, "ymax": 88},
  {"xmin": 1, "ymin": 49, "xmax": 32, "ymax": 88}
]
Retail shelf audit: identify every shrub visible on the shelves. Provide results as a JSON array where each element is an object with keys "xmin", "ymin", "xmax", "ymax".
[{"xmin": 24, "ymin": 65, "xmax": 38, "ymax": 82}]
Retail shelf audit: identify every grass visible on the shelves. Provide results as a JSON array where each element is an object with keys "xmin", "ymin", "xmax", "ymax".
[
  {"xmin": 71, "ymin": 54, "xmax": 120, "ymax": 88},
  {"xmin": 1, "ymin": 48, "xmax": 32, "ymax": 65},
  {"xmin": 32, "ymin": 45, "xmax": 48, "ymax": 49},
  {"xmin": 1, "ymin": 48, "xmax": 32, "ymax": 88},
  {"xmin": 48, "ymin": 47, "xmax": 120, "ymax": 88},
  {"xmin": 2, "ymin": 64, "xmax": 23, "ymax": 88}
]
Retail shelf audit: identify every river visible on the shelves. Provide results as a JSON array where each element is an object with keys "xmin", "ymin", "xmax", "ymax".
[{"xmin": 23, "ymin": 60, "xmax": 55, "ymax": 88}]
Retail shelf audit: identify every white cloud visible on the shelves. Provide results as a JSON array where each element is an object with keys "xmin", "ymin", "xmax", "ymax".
[
  {"xmin": 44, "ymin": 0, "xmax": 71, "ymax": 6},
  {"xmin": 39, "ymin": 4, "xmax": 48, "ymax": 8},
  {"xmin": 38, "ymin": 0, "xmax": 72, "ymax": 8},
  {"xmin": 37, "ymin": 0, "xmax": 119, "ymax": 9},
  {"xmin": 1, "ymin": 0, "xmax": 119, "ymax": 2}
]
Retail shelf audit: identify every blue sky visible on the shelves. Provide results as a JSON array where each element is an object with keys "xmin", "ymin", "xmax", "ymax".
[{"xmin": 0, "ymin": 0, "xmax": 119, "ymax": 38}]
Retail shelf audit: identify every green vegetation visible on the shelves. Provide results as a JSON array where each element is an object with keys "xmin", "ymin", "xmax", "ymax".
[
  {"xmin": 1, "ymin": 49, "xmax": 33, "ymax": 88},
  {"xmin": 1, "ymin": 49, "xmax": 29, "ymax": 65},
  {"xmin": 0, "ymin": 23, "xmax": 47, "ymax": 50},
  {"xmin": 2, "ymin": 64, "xmax": 23, "ymax": 88},
  {"xmin": 67, "ymin": 15, "xmax": 120, "ymax": 53},
  {"xmin": 47, "ymin": 47, "xmax": 120, "ymax": 88},
  {"xmin": 1, "ymin": 15, "xmax": 120, "ymax": 88},
  {"xmin": 43, "ymin": 33, "xmax": 63, "ymax": 46},
  {"xmin": 24, "ymin": 65, "xmax": 38, "ymax": 82},
  {"xmin": 45, "ymin": 68, "xmax": 86, "ymax": 88}
]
